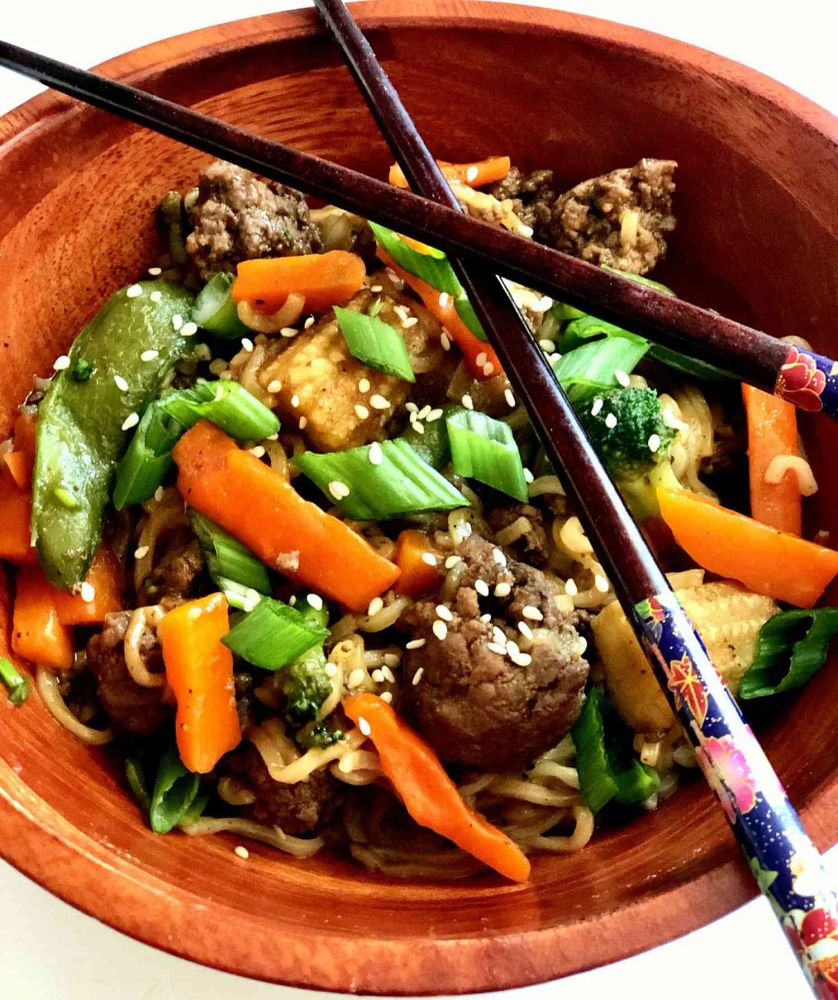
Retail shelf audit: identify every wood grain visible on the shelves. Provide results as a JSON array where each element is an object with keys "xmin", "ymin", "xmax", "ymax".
[{"xmin": 0, "ymin": 2, "xmax": 835, "ymax": 993}]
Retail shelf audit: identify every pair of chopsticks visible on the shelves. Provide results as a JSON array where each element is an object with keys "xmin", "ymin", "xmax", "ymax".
[{"xmin": 1, "ymin": 16, "xmax": 836, "ymax": 993}]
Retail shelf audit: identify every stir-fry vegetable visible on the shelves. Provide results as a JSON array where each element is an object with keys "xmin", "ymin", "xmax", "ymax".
[
  {"xmin": 174, "ymin": 421, "xmax": 400, "ymax": 611},
  {"xmin": 158, "ymin": 592, "xmax": 241, "ymax": 774},
  {"xmin": 222, "ymin": 596, "xmax": 329, "ymax": 670},
  {"xmin": 192, "ymin": 272, "xmax": 250, "ymax": 338},
  {"xmin": 0, "ymin": 473, "xmax": 37, "ymax": 565},
  {"xmin": 231, "ymin": 251, "xmax": 366, "ymax": 314},
  {"xmin": 125, "ymin": 755, "xmax": 152, "ymax": 812},
  {"xmin": 398, "ymin": 406, "xmax": 455, "ymax": 470},
  {"xmin": 32, "ymin": 281, "xmax": 194, "ymax": 588},
  {"xmin": 393, "ymin": 529, "xmax": 443, "ymax": 597},
  {"xmin": 282, "ymin": 605, "xmax": 333, "ymax": 727},
  {"xmin": 149, "ymin": 746, "xmax": 202, "ymax": 834},
  {"xmin": 112, "ymin": 403, "xmax": 185, "ymax": 510},
  {"xmin": 388, "ymin": 155, "xmax": 511, "ymax": 190},
  {"xmin": 189, "ymin": 511, "xmax": 271, "ymax": 603},
  {"xmin": 658, "ymin": 487, "xmax": 838, "ymax": 608},
  {"xmin": 334, "ymin": 306, "xmax": 415, "ymax": 382},
  {"xmin": 11, "ymin": 565, "xmax": 74, "ymax": 670},
  {"xmin": 50, "ymin": 546, "xmax": 123, "ymax": 625},
  {"xmin": 552, "ymin": 338, "xmax": 649, "ymax": 404},
  {"xmin": 344, "ymin": 693, "xmax": 531, "ymax": 882},
  {"xmin": 446, "ymin": 409, "xmax": 528, "ymax": 502},
  {"xmin": 740, "ymin": 608, "xmax": 838, "ymax": 700},
  {"xmin": 742, "ymin": 385, "xmax": 802, "ymax": 535},
  {"xmin": 0, "ymin": 656, "xmax": 30, "ymax": 706}
]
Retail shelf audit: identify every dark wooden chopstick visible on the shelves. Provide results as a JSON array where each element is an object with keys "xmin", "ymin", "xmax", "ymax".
[
  {"xmin": 312, "ymin": 1, "xmax": 838, "ymax": 989},
  {"xmin": 1, "ymin": 39, "xmax": 835, "ymax": 420}
]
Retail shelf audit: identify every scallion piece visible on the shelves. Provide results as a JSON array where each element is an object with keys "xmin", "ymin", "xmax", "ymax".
[
  {"xmin": 159, "ymin": 380, "xmax": 280, "ymax": 440},
  {"xmin": 334, "ymin": 306, "xmax": 415, "ymax": 382},
  {"xmin": 740, "ymin": 608, "xmax": 838, "ymax": 700},
  {"xmin": 398, "ymin": 406, "xmax": 459, "ymax": 470},
  {"xmin": 0, "ymin": 656, "xmax": 29, "ymax": 706},
  {"xmin": 125, "ymin": 756, "xmax": 151, "ymax": 812},
  {"xmin": 552, "ymin": 337, "xmax": 649, "ymax": 403},
  {"xmin": 112, "ymin": 403, "xmax": 185, "ymax": 510},
  {"xmin": 149, "ymin": 746, "xmax": 201, "ymax": 834},
  {"xmin": 189, "ymin": 511, "xmax": 270, "ymax": 596},
  {"xmin": 222, "ymin": 597, "xmax": 329, "ymax": 671},
  {"xmin": 446, "ymin": 409, "xmax": 528, "ymax": 502},
  {"xmin": 293, "ymin": 439, "xmax": 468, "ymax": 520},
  {"xmin": 193, "ymin": 272, "xmax": 250, "ymax": 338}
]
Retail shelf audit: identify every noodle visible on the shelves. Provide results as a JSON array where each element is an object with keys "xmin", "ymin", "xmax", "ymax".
[
  {"xmin": 36, "ymin": 667, "xmax": 114, "ymax": 745},
  {"xmin": 217, "ymin": 776, "xmax": 257, "ymax": 806},
  {"xmin": 237, "ymin": 293, "xmax": 305, "ymax": 334},
  {"xmin": 485, "ymin": 775, "xmax": 579, "ymax": 807},
  {"xmin": 764, "ymin": 454, "xmax": 818, "ymax": 495},
  {"xmin": 250, "ymin": 719, "xmax": 369, "ymax": 784},
  {"xmin": 133, "ymin": 489, "xmax": 189, "ymax": 595},
  {"xmin": 518, "ymin": 806, "xmax": 596, "ymax": 853},
  {"xmin": 181, "ymin": 816, "xmax": 324, "ymax": 858},
  {"xmin": 123, "ymin": 606, "xmax": 166, "ymax": 688}
]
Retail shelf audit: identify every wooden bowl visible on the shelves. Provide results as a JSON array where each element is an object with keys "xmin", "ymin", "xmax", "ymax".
[{"xmin": 0, "ymin": 2, "xmax": 836, "ymax": 993}]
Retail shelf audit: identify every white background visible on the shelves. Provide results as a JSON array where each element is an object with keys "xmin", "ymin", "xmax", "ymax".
[{"xmin": 1, "ymin": 2, "xmax": 836, "ymax": 998}]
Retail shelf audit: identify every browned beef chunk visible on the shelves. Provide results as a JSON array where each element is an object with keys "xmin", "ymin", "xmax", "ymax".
[
  {"xmin": 138, "ymin": 539, "xmax": 204, "ymax": 604},
  {"xmin": 402, "ymin": 536, "xmax": 588, "ymax": 771},
  {"xmin": 86, "ymin": 611, "xmax": 170, "ymax": 736},
  {"xmin": 185, "ymin": 160, "xmax": 321, "ymax": 280},
  {"xmin": 489, "ymin": 166, "xmax": 557, "ymax": 235},
  {"xmin": 488, "ymin": 504, "xmax": 550, "ymax": 567},
  {"xmin": 225, "ymin": 744, "xmax": 343, "ymax": 834}
]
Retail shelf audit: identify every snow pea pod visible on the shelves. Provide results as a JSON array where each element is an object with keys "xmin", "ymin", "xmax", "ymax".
[{"xmin": 32, "ymin": 281, "xmax": 194, "ymax": 588}]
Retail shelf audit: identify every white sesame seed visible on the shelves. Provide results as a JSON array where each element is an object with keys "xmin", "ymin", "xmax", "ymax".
[
  {"xmin": 53, "ymin": 355, "xmax": 71, "ymax": 371},
  {"xmin": 121, "ymin": 412, "xmax": 140, "ymax": 431},
  {"xmin": 504, "ymin": 388, "xmax": 516, "ymax": 408},
  {"xmin": 134, "ymin": 545, "xmax": 149, "ymax": 559},
  {"xmin": 482, "ymin": 362, "xmax": 495, "ymax": 376},
  {"xmin": 421, "ymin": 552, "xmax": 438, "ymax": 567},
  {"xmin": 359, "ymin": 378, "xmax": 371, "ymax": 394},
  {"xmin": 402, "ymin": 316, "xmax": 419, "ymax": 329},
  {"xmin": 549, "ymin": 352, "xmax": 562, "ymax": 363},
  {"xmin": 591, "ymin": 397, "xmax": 604, "ymax": 417},
  {"xmin": 368, "ymin": 441, "xmax": 383, "ymax": 466},
  {"xmin": 113, "ymin": 374, "xmax": 128, "ymax": 392},
  {"xmin": 368, "ymin": 596, "xmax": 385, "ymax": 617},
  {"xmin": 405, "ymin": 401, "xmax": 418, "ymax": 414},
  {"xmin": 648, "ymin": 433, "xmax": 662, "ymax": 453},
  {"xmin": 492, "ymin": 547, "xmax": 507, "ymax": 566},
  {"xmin": 615, "ymin": 368, "xmax": 631, "ymax": 388},
  {"xmin": 324, "ymin": 662, "xmax": 339, "ymax": 678},
  {"xmin": 378, "ymin": 690, "xmax": 392, "ymax": 704},
  {"xmin": 234, "ymin": 845, "xmax": 250, "ymax": 860},
  {"xmin": 241, "ymin": 338, "xmax": 254, "ymax": 353},
  {"xmin": 370, "ymin": 284, "xmax": 383, "ymax": 293},
  {"xmin": 465, "ymin": 165, "xmax": 480, "ymax": 183},
  {"xmin": 370, "ymin": 394, "xmax": 390, "ymax": 410},
  {"xmin": 291, "ymin": 393, "xmax": 300, "ymax": 408},
  {"xmin": 328, "ymin": 480, "xmax": 350, "ymax": 500},
  {"xmin": 436, "ymin": 604, "xmax": 453, "ymax": 622},
  {"xmin": 417, "ymin": 405, "xmax": 431, "ymax": 420},
  {"xmin": 510, "ymin": 650, "xmax": 532, "ymax": 667},
  {"xmin": 565, "ymin": 578, "xmax": 578, "ymax": 596},
  {"xmin": 406, "ymin": 638, "xmax": 427, "ymax": 650},
  {"xmin": 154, "ymin": 486, "xmax": 164, "ymax": 502},
  {"xmin": 476, "ymin": 352, "xmax": 488, "ymax": 368},
  {"xmin": 150, "ymin": 290, "xmax": 162, "ymax": 303},
  {"xmin": 148, "ymin": 266, "xmax": 162, "ymax": 276},
  {"xmin": 394, "ymin": 305, "xmax": 410, "ymax": 322},
  {"xmin": 440, "ymin": 331, "xmax": 451, "ymax": 351},
  {"xmin": 438, "ymin": 292, "xmax": 451, "ymax": 309},
  {"xmin": 277, "ymin": 327, "xmax": 297, "ymax": 339},
  {"xmin": 594, "ymin": 574, "xmax": 610, "ymax": 593},
  {"xmin": 306, "ymin": 593, "xmax": 324, "ymax": 611},
  {"xmin": 461, "ymin": 394, "xmax": 474, "ymax": 410},
  {"xmin": 475, "ymin": 579, "xmax": 490, "ymax": 597},
  {"xmin": 172, "ymin": 314, "xmax": 183, "ymax": 331},
  {"xmin": 538, "ymin": 339, "xmax": 556, "ymax": 353},
  {"xmin": 371, "ymin": 668, "xmax": 385, "ymax": 684},
  {"xmin": 412, "ymin": 667, "xmax": 425, "ymax": 685},
  {"xmin": 444, "ymin": 555, "xmax": 461, "ymax": 570},
  {"xmin": 523, "ymin": 468, "xmax": 534, "ymax": 484},
  {"xmin": 126, "ymin": 284, "xmax": 143, "ymax": 298},
  {"xmin": 140, "ymin": 349, "xmax": 159, "ymax": 362},
  {"xmin": 358, "ymin": 716, "xmax": 372, "ymax": 736},
  {"xmin": 289, "ymin": 595, "xmax": 297, "ymax": 605},
  {"xmin": 267, "ymin": 379, "xmax": 282, "ymax": 394},
  {"xmin": 605, "ymin": 413, "xmax": 618, "ymax": 429},
  {"xmin": 266, "ymin": 433, "xmax": 279, "ymax": 441},
  {"xmin": 488, "ymin": 642, "xmax": 508, "ymax": 655},
  {"xmin": 249, "ymin": 445, "xmax": 266, "ymax": 458},
  {"xmin": 80, "ymin": 582, "xmax": 96, "ymax": 603},
  {"xmin": 506, "ymin": 638, "xmax": 522, "ymax": 657},
  {"xmin": 518, "ymin": 621, "xmax": 534, "ymax": 640},
  {"xmin": 299, "ymin": 417, "xmax": 308, "ymax": 430},
  {"xmin": 412, "ymin": 421, "xmax": 425, "ymax": 435},
  {"xmin": 479, "ymin": 612, "xmax": 492, "ymax": 623},
  {"xmin": 426, "ymin": 408, "xmax": 444, "ymax": 422},
  {"xmin": 181, "ymin": 322, "xmax": 198, "ymax": 338},
  {"xmin": 348, "ymin": 668, "xmax": 366, "ymax": 689},
  {"xmin": 354, "ymin": 404, "xmax": 370, "ymax": 420},
  {"xmin": 522, "ymin": 605, "xmax": 544, "ymax": 622},
  {"xmin": 494, "ymin": 581, "xmax": 512, "ymax": 598},
  {"xmin": 492, "ymin": 625, "xmax": 507, "ymax": 644},
  {"xmin": 304, "ymin": 316, "xmax": 315, "ymax": 329},
  {"xmin": 432, "ymin": 620, "xmax": 448, "ymax": 641}
]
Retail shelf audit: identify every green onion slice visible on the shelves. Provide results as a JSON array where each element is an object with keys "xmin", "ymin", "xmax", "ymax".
[
  {"xmin": 112, "ymin": 403, "xmax": 185, "ymax": 510},
  {"xmin": 552, "ymin": 337, "xmax": 649, "ymax": 404},
  {"xmin": 125, "ymin": 756, "xmax": 152, "ymax": 812},
  {"xmin": 159, "ymin": 380, "xmax": 280, "ymax": 441},
  {"xmin": 334, "ymin": 306, "xmax": 415, "ymax": 382},
  {"xmin": 222, "ymin": 597, "xmax": 329, "ymax": 671},
  {"xmin": 739, "ymin": 608, "xmax": 838, "ymax": 700},
  {"xmin": 193, "ymin": 272, "xmax": 250, "ymax": 338},
  {"xmin": 149, "ymin": 746, "xmax": 201, "ymax": 834},
  {"xmin": 0, "ymin": 656, "xmax": 29, "ymax": 706},
  {"xmin": 189, "ymin": 510, "xmax": 271, "ymax": 597},
  {"xmin": 446, "ymin": 409, "xmax": 528, "ymax": 502},
  {"xmin": 293, "ymin": 439, "xmax": 468, "ymax": 520}
]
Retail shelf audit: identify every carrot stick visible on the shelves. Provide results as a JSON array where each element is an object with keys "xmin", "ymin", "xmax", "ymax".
[
  {"xmin": 3, "ymin": 451, "xmax": 32, "ymax": 491},
  {"xmin": 52, "ymin": 546, "xmax": 123, "ymax": 625},
  {"xmin": 0, "ymin": 472, "xmax": 36, "ymax": 565},
  {"xmin": 377, "ymin": 249, "xmax": 502, "ymax": 380},
  {"xmin": 389, "ymin": 156, "xmax": 511, "ymax": 190},
  {"xmin": 12, "ymin": 565, "xmax": 74, "ymax": 670},
  {"xmin": 393, "ymin": 529, "xmax": 442, "ymax": 597},
  {"xmin": 13, "ymin": 411, "xmax": 37, "ymax": 458},
  {"xmin": 173, "ymin": 421, "xmax": 400, "ymax": 612},
  {"xmin": 742, "ymin": 385, "xmax": 802, "ymax": 535},
  {"xmin": 231, "ymin": 250, "xmax": 366, "ymax": 314},
  {"xmin": 658, "ymin": 487, "xmax": 838, "ymax": 608},
  {"xmin": 158, "ymin": 592, "xmax": 241, "ymax": 774},
  {"xmin": 344, "ymin": 693, "xmax": 530, "ymax": 882}
]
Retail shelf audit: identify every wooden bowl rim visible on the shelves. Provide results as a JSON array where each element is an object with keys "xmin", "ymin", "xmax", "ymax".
[{"xmin": 0, "ymin": 2, "xmax": 836, "ymax": 993}]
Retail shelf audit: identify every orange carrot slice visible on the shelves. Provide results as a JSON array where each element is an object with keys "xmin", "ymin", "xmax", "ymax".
[
  {"xmin": 389, "ymin": 156, "xmax": 511, "ymax": 190},
  {"xmin": 52, "ymin": 546, "xmax": 123, "ymax": 625},
  {"xmin": 231, "ymin": 251, "xmax": 366, "ymax": 314},
  {"xmin": 742, "ymin": 384, "xmax": 802, "ymax": 535},
  {"xmin": 12, "ymin": 565, "xmax": 74, "ymax": 670},
  {"xmin": 393, "ymin": 529, "xmax": 442, "ymax": 597}
]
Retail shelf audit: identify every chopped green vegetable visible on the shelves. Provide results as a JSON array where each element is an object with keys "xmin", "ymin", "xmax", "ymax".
[
  {"xmin": 222, "ymin": 597, "xmax": 329, "ymax": 671},
  {"xmin": 293, "ymin": 439, "xmax": 468, "ymax": 520},
  {"xmin": 178, "ymin": 791, "xmax": 209, "ymax": 828},
  {"xmin": 282, "ymin": 604, "xmax": 333, "ymax": 728},
  {"xmin": 571, "ymin": 686, "xmax": 659, "ymax": 813},
  {"xmin": 149, "ymin": 746, "xmax": 201, "ymax": 834},
  {"xmin": 552, "ymin": 337, "xmax": 649, "ymax": 404},
  {"xmin": 300, "ymin": 720, "xmax": 345, "ymax": 749},
  {"xmin": 446, "ymin": 409, "xmax": 528, "ymax": 502},
  {"xmin": 189, "ymin": 510, "xmax": 270, "ymax": 597},
  {"xmin": 193, "ymin": 272, "xmax": 250, "ymax": 338},
  {"xmin": 0, "ymin": 656, "xmax": 29, "ymax": 706},
  {"xmin": 69, "ymin": 358, "xmax": 95, "ymax": 382},
  {"xmin": 398, "ymin": 406, "xmax": 459, "ymax": 470},
  {"xmin": 32, "ymin": 281, "xmax": 194, "ymax": 588},
  {"xmin": 159, "ymin": 380, "xmax": 280, "ymax": 441},
  {"xmin": 125, "ymin": 756, "xmax": 151, "ymax": 812},
  {"xmin": 113, "ymin": 403, "xmax": 186, "ymax": 509},
  {"xmin": 334, "ymin": 306, "xmax": 415, "ymax": 382},
  {"xmin": 740, "ymin": 608, "xmax": 838, "ymax": 700},
  {"xmin": 159, "ymin": 191, "xmax": 187, "ymax": 266}
]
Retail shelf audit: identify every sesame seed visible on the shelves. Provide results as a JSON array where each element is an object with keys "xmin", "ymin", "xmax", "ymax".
[
  {"xmin": 506, "ymin": 638, "xmax": 522, "ymax": 657},
  {"xmin": 126, "ymin": 284, "xmax": 143, "ymax": 298},
  {"xmin": 121, "ymin": 412, "xmax": 140, "ymax": 431},
  {"xmin": 605, "ymin": 413, "xmax": 618, "ymax": 429},
  {"xmin": 267, "ymin": 379, "xmax": 282, "ymax": 393},
  {"xmin": 518, "ymin": 621, "xmax": 534, "ymax": 640},
  {"xmin": 266, "ymin": 433, "xmax": 279, "ymax": 441},
  {"xmin": 522, "ymin": 605, "xmax": 544, "ymax": 621},
  {"xmin": 325, "ymin": 662, "xmax": 338, "ymax": 677},
  {"xmin": 181, "ymin": 322, "xmax": 198, "ymax": 337},
  {"xmin": 358, "ymin": 716, "xmax": 372, "ymax": 737},
  {"xmin": 150, "ymin": 291, "xmax": 162, "ymax": 303},
  {"xmin": 354, "ymin": 404, "xmax": 370, "ymax": 420},
  {"xmin": 382, "ymin": 661, "xmax": 397, "ymax": 678},
  {"xmin": 439, "ymin": 292, "xmax": 451, "ymax": 309},
  {"xmin": 140, "ymin": 349, "xmax": 159, "ymax": 362},
  {"xmin": 432, "ymin": 620, "xmax": 448, "ymax": 641},
  {"xmin": 465, "ymin": 166, "xmax": 479, "ymax": 183},
  {"xmin": 461, "ymin": 394, "xmax": 474, "ymax": 410},
  {"xmin": 148, "ymin": 266, "xmax": 162, "ymax": 276},
  {"xmin": 476, "ymin": 352, "xmax": 488, "ymax": 367},
  {"xmin": 421, "ymin": 552, "xmax": 438, "ymax": 567},
  {"xmin": 479, "ymin": 612, "xmax": 492, "ymax": 623},
  {"xmin": 436, "ymin": 604, "xmax": 453, "ymax": 622},
  {"xmin": 406, "ymin": 638, "xmax": 427, "ymax": 650},
  {"xmin": 549, "ymin": 352, "xmax": 562, "ymax": 364},
  {"xmin": 492, "ymin": 625, "xmax": 507, "ymax": 644},
  {"xmin": 370, "ymin": 284, "xmax": 383, "ymax": 293},
  {"xmin": 615, "ymin": 368, "xmax": 631, "ymax": 387},
  {"xmin": 80, "ymin": 582, "xmax": 96, "ymax": 603},
  {"xmin": 134, "ymin": 545, "xmax": 149, "ymax": 559},
  {"xmin": 494, "ymin": 581, "xmax": 512, "ymax": 598},
  {"xmin": 53, "ymin": 355, "xmax": 71, "ymax": 371},
  {"xmin": 402, "ymin": 316, "xmax": 419, "ymax": 329},
  {"xmin": 523, "ymin": 468, "xmax": 534, "ymax": 483},
  {"xmin": 406, "ymin": 401, "xmax": 418, "ymax": 414},
  {"xmin": 249, "ymin": 446, "xmax": 266, "ymax": 458},
  {"xmin": 538, "ymin": 339, "xmax": 556, "ymax": 353},
  {"xmin": 368, "ymin": 441, "xmax": 383, "ymax": 466},
  {"xmin": 380, "ymin": 690, "xmax": 393, "ymax": 703},
  {"xmin": 328, "ymin": 480, "xmax": 350, "ymax": 500},
  {"xmin": 394, "ymin": 305, "xmax": 410, "ymax": 322},
  {"xmin": 411, "ymin": 421, "xmax": 425, "ymax": 435},
  {"xmin": 417, "ymin": 405, "xmax": 431, "ymax": 420},
  {"xmin": 440, "ymin": 331, "xmax": 451, "ymax": 351},
  {"xmin": 475, "ymin": 579, "xmax": 490, "ymax": 597},
  {"xmin": 280, "ymin": 327, "xmax": 298, "ymax": 338},
  {"xmin": 492, "ymin": 547, "xmax": 507, "ymax": 566},
  {"xmin": 594, "ymin": 574, "xmax": 610, "ymax": 593},
  {"xmin": 505, "ymin": 388, "xmax": 516, "ymax": 408},
  {"xmin": 368, "ymin": 597, "xmax": 385, "ymax": 617},
  {"xmin": 113, "ymin": 374, "xmax": 128, "ymax": 392},
  {"xmin": 299, "ymin": 416, "xmax": 308, "ymax": 429},
  {"xmin": 359, "ymin": 378, "xmax": 371, "ymax": 394},
  {"xmin": 426, "ymin": 408, "xmax": 444, "ymax": 422},
  {"xmin": 412, "ymin": 667, "xmax": 424, "ymax": 685},
  {"xmin": 482, "ymin": 362, "xmax": 495, "ymax": 376},
  {"xmin": 371, "ymin": 668, "xmax": 385, "ymax": 684},
  {"xmin": 154, "ymin": 486, "xmax": 164, "ymax": 502},
  {"xmin": 304, "ymin": 316, "xmax": 315, "ymax": 329},
  {"xmin": 234, "ymin": 846, "xmax": 250, "ymax": 860},
  {"xmin": 291, "ymin": 393, "xmax": 300, "ymax": 408},
  {"xmin": 289, "ymin": 595, "xmax": 297, "ymax": 605},
  {"xmin": 565, "ymin": 579, "xmax": 578, "ymax": 596},
  {"xmin": 591, "ymin": 398, "xmax": 604, "ymax": 417},
  {"xmin": 648, "ymin": 433, "xmax": 662, "ymax": 453},
  {"xmin": 488, "ymin": 642, "xmax": 508, "ymax": 656},
  {"xmin": 306, "ymin": 593, "xmax": 323, "ymax": 611},
  {"xmin": 370, "ymin": 394, "xmax": 390, "ymax": 410},
  {"xmin": 348, "ymin": 668, "xmax": 366, "ymax": 689},
  {"xmin": 444, "ymin": 555, "xmax": 461, "ymax": 570},
  {"xmin": 241, "ymin": 338, "xmax": 254, "ymax": 353},
  {"xmin": 510, "ymin": 650, "xmax": 532, "ymax": 667},
  {"xmin": 172, "ymin": 314, "xmax": 183, "ymax": 331}
]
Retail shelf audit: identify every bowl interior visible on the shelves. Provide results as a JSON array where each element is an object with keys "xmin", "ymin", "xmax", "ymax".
[{"xmin": 0, "ymin": 3, "xmax": 836, "ymax": 994}]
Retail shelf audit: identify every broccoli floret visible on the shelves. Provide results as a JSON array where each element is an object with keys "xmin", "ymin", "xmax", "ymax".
[
  {"xmin": 578, "ymin": 386, "xmax": 680, "ymax": 520},
  {"xmin": 281, "ymin": 601, "xmax": 333, "ymax": 728},
  {"xmin": 300, "ymin": 720, "xmax": 345, "ymax": 749}
]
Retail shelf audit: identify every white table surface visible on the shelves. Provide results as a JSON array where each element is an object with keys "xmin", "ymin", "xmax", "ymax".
[{"xmin": 1, "ymin": 2, "xmax": 836, "ymax": 997}]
